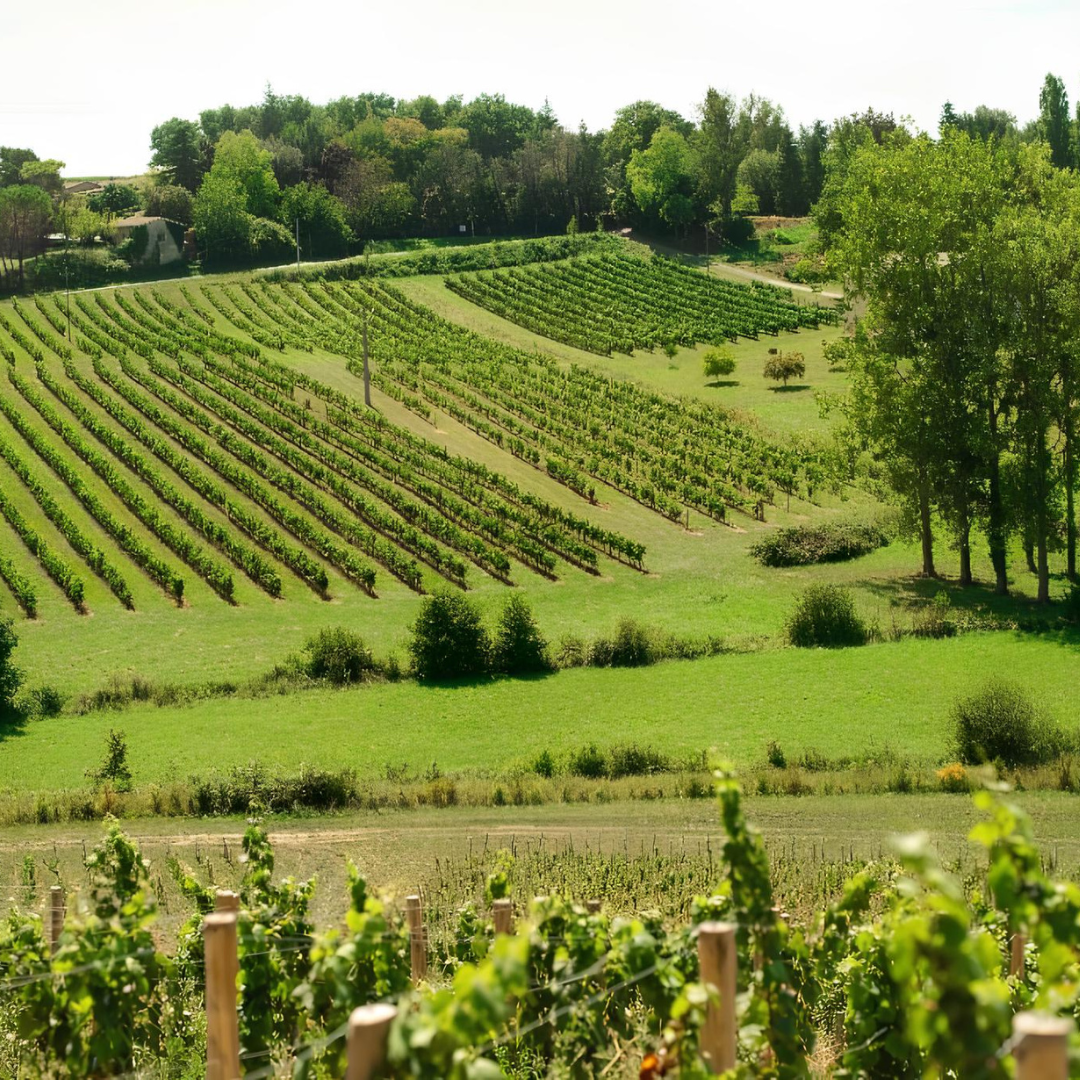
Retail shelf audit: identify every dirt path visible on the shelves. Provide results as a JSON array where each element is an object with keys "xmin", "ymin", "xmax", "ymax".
[{"xmin": 709, "ymin": 261, "xmax": 843, "ymax": 300}]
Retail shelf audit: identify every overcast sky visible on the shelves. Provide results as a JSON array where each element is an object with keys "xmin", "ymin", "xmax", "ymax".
[{"xmin": 4, "ymin": 0, "xmax": 1080, "ymax": 177}]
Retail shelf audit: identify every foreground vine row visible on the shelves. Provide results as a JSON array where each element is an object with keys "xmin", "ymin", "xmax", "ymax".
[{"xmin": 1, "ymin": 776, "xmax": 1077, "ymax": 1077}]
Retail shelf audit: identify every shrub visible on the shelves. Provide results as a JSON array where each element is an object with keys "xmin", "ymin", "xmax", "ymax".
[
  {"xmin": 766, "ymin": 740, "xmax": 787, "ymax": 769},
  {"xmin": 607, "ymin": 744, "xmax": 671, "ymax": 778},
  {"xmin": 552, "ymin": 634, "xmax": 588, "ymax": 668},
  {"xmin": 87, "ymin": 729, "xmax": 133, "ymax": 792},
  {"xmin": 589, "ymin": 618, "xmax": 656, "ymax": 667},
  {"xmin": 786, "ymin": 585, "xmax": 867, "ymax": 648},
  {"xmin": 949, "ymin": 679, "xmax": 1069, "ymax": 768},
  {"xmin": 302, "ymin": 626, "xmax": 378, "ymax": 685},
  {"xmin": 750, "ymin": 521, "xmax": 889, "ymax": 567},
  {"xmin": 408, "ymin": 591, "xmax": 491, "ymax": 681},
  {"xmin": 0, "ymin": 619, "xmax": 22, "ymax": 713},
  {"xmin": 910, "ymin": 592, "xmax": 956, "ymax": 639},
  {"xmin": 19, "ymin": 684, "xmax": 64, "ymax": 719},
  {"xmin": 936, "ymin": 763, "xmax": 971, "ymax": 793},
  {"xmin": 491, "ymin": 594, "xmax": 552, "ymax": 675},
  {"xmin": 568, "ymin": 744, "xmax": 608, "ymax": 779},
  {"xmin": 532, "ymin": 749, "xmax": 556, "ymax": 778}
]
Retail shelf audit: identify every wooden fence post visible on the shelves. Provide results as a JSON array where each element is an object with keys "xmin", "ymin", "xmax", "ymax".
[
  {"xmin": 493, "ymin": 897, "xmax": 513, "ymax": 935},
  {"xmin": 347, "ymin": 1002, "xmax": 397, "ymax": 1080},
  {"xmin": 698, "ymin": 921, "xmax": 737, "ymax": 1074},
  {"xmin": 406, "ymin": 894, "xmax": 427, "ymax": 984},
  {"xmin": 1012, "ymin": 1012, "xmax": 1073, "ymax": 1080},
  {"xmin": 1009, "ymin": 931, "xmax": 1027, "ymax": 978},
  {"xmin": 216, "ymin": 889, "xmax": 239, "ymax": 913},
  {"xmin": 49, "ymin": 886, "xmax": 65, "ymax": 952},
  {"xmin": 204, "ymin": 911, "xmax": 241, "ymax": 1080}
]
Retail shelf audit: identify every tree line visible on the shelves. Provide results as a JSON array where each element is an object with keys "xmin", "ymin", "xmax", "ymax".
[
  {"xmin": 824, "ymin": 130, "xmax": 1080, "ymax": 602},
  {"xmin": 4, "ymin": 72, "xmax": 1080, "ymax": 279}
]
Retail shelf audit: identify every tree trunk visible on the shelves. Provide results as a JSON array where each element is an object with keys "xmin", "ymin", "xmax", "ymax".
[
  {"xmin": 958, "ymin": 515, "xmax": 972, "ymax": 587},
  {"xmin": 1037, "ymin": 534, "xmax": 1050, "ymax": 603},
  {"xmin": 1024, "ymin": 539, "xmax": 1037, "ymax": 574},
  {"xmin": 1067, "ymin": 428, "xmax": 1077, "ymax": 581},
  {"xmin": 987, "ymin": 414, "xmax": 1009, "ymax": 595},
  {"xmin": 919, "ymin": 478, "xmax": 936, "ymax": 578}
]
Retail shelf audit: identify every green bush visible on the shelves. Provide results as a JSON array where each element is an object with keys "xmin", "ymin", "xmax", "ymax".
[
  {"xmin": 302, "ymin": 627, "xmax": 378, "ymax": 685},
  {"xmin": 950, "ymin": 679, "xmax": 1069, "ymax": 768},
  {"xmin": 0, "ymin": 619, "xmax": 22, "ymax": 714},
  {"xmin": 408, "ymin": 591, "xmax": 491, "ymax": 681},
  {"xmin": 786, "ymin": 585, "xmax": 867, "ymax": 648},
  {"xmin": 589, "ymin": 618, "xmax": 656, "ymax": 667},
  {"xmin": 607, "ymin": 744, "xmax": 672, "ymax": 778},
  {"xmin": 491, "ymin": 594, "xmax": 552, "ymax": 675},
  {"xmin": 750, "ymin": 521, "xmax": 889, "ymax": 568},
  {"xmin": 18, "ymin": 684, "xmax": 64, "ymax": 719},
  {"xmin": 567, "ymin": 744, "xmax": 608, "ymax": 779}
]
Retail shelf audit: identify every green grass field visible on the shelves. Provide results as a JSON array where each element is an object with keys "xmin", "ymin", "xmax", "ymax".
[
  {"xmin": 2, "ymin": 631, "xmax": 1078, "ymax": 793},
  {"xmin": 0, "ymin": 249, "xmax": 1077, "ymax": 848}
]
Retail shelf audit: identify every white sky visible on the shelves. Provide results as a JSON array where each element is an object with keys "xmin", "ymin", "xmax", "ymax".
[{"xmin": 3, "ymin": 0, "xmax": 1079, "ymax": 177}]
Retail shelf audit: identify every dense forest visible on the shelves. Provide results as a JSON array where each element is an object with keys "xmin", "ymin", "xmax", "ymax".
[{"xmin": 1, "ymin": 73, "xmax": 1079, "ymax": 282}]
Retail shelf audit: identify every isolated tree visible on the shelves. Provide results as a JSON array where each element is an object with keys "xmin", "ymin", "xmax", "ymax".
[
  {"xmin": 149, "ymin": 118, "xmax": 204, "ymax": 191},
  {"xmin": 1038, "ymin": 74, "xmax": 1071, "ymax": 168},
  {"xmin": 703, "ymin": 348, "xmax": 736, "ymax": 381},
  {"xmin": 408, "ymin": 591, "xmax": 490, "ymax": 681},
  {"xmin": 0, "ymin": 619, "xmax": 21, "ymax": 713},
  {"xmin": 491, "ymin": 594, "xmax": 551, "ymax": 675},
  {"xmin": 764, "ymin": 351, "xmax": 805, "ymax": 386}
]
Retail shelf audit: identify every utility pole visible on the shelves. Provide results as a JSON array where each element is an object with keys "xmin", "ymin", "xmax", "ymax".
[
  {"xmin": 295, "ymin": 217, "xmax": 300, "ymax": 269},
  {"xmin": 362, "ymin": 309, "xmax": 371, "ymax": 408}
]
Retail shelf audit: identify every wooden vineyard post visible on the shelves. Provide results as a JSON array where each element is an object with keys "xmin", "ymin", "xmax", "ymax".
[
  {"xmin": 49, "ymin": 886, "xmax": 64, "ymax": 952},
  {"xmin": 1010, "ymin": 931, "xmax": 1027, "ymax": 977},
  {"xmin": 698, "ymin": 921, "xmax": 737, "ymax": 1074},
  {"xmin": 216, "ymin": 889, "xmax": 239, "ymax": 914},
  {"xmin": 1012, "ymin": 1012, "xmax": 1073, "ymax": 1080},
  {"xmin": 204, "ymin": 911, "xmax": 241, "ymax": 1080},
  {"xmin": 406, "ymin": 894, "xmax": 427, "ymax": 984},
  {"xmin": 347, "ymin": 1003, "xmax": 398, "ymax": 1080},
  {"xmin": 493, "ymin": 897, "xmax": 513, "ymax": 935}
]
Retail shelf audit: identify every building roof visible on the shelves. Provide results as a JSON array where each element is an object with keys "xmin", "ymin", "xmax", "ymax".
[
  {"xmin": 113, "ymin": 214, "xmax": 165, "ymax": 228},
  {"xmin": 64, "ymin": 180, "xmax": 104, "ymax": 193}
]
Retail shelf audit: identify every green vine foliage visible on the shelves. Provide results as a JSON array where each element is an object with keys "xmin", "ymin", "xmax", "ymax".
[{"xmin": 3, "ymin": 786, "xmax": 1080, "ymax": 1077}]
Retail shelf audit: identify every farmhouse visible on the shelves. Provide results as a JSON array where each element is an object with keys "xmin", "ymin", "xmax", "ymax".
[{"xmin": 112, "ymin": 213, "xmax": 184, "ymax": 267}]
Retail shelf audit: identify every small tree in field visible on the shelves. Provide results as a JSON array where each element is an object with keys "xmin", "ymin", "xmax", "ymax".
[
  {"xmin": 408, "ymin": 591, "xmax": 490, "ymax": 681},
  {"xmin": 764, "ymin": 350, "xmax": 806, "ymax": 387},
  {"xmin": 703, "ymin": 348, "xmax": 736, "ymax": 382},
  {"xmin": 492, "ymin": 594, "xmax": 552, "ymax": 675}
]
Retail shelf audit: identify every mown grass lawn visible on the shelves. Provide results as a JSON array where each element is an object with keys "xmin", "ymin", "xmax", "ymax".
[{"xmin": 2, "ymin": 631, "xmax": 1078, "ymax": 793}]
